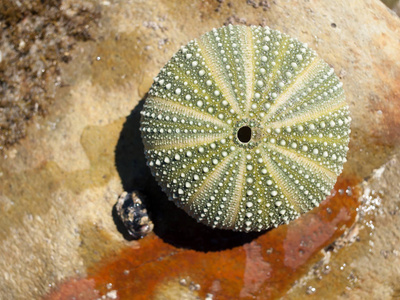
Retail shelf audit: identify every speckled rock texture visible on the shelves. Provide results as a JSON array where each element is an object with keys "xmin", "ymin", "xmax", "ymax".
[{"xmin": 0, "ymin": 0, "xmax": 399, "ymax": 299}]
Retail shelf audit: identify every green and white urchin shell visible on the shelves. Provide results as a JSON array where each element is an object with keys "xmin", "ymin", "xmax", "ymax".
[{"xmin": 140, "ymin": 25, "xmax": 351, "ymax": 232}]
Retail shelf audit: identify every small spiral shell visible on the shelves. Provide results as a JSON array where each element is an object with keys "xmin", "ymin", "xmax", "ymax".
[
  {"xmin": 140, "ymin": 25, "xmax": 351, "ymax": 231},
  {"xmin": 116, "ymin": 192, "xmax": 154, "ymax": 239}
]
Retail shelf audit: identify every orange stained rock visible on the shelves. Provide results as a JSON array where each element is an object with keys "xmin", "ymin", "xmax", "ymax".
[
  {"xmin": 72, "ymin": 176, "xmax": 360, "ymax": 300},
  {"xmin": 43, "ymin": 278, "xmax": 99, "ymax": 300}
]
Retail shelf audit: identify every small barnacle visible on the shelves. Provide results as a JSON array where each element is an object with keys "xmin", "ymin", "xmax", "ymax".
[
  {"xmin": 115, "ymin": 191, "xmax": 154, "ymax": 239},
  {"xmin": 140, "ymin": 25, "xmax": 351, "ymax": 232}
]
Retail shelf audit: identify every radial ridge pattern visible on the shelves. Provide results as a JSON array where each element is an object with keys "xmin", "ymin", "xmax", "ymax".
[{"xmin": 140, "ymin": 25, "xmax": 351, "ymax": 231}]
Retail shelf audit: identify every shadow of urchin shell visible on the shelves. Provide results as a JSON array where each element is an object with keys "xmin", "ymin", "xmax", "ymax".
[{"xmin": 140, "ymin": 25, "xmax": 351, "ymax": 232}]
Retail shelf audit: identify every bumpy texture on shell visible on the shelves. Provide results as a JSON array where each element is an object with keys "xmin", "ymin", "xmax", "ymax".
[
  {"xmin": 116, "ymin": 191, "xmax": 154, "ymax": 239},
  {"xmin": 140, "ymin": 25, "xmax": 351, "ymax": 231}
]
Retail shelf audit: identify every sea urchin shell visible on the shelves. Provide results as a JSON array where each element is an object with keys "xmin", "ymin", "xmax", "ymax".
[{"xmin": 140, "ymin": 25, "xmax": 351, "ymax": 232}]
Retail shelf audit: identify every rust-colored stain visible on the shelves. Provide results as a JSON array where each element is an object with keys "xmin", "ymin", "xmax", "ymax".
[
  {"xmin": 43, "ymin": 278, "xmax": 99, "ymax": 300},
  {"xmin": 46, "ymin": 176, "xmax": 360, "ymax": 299}
]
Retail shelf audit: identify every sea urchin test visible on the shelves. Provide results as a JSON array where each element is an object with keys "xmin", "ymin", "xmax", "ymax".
[{"xmin": 140, "ymin": 25, "xmax": 351, "ymax": 232}]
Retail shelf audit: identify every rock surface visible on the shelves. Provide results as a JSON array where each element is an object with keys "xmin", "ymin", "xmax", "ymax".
[{"xmin": 0, "ymin": 0, "xmax": 399, "ymax": 299}]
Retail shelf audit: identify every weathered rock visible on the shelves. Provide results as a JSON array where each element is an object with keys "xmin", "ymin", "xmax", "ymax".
[
  {"xmin": 0, "ymin": 0, "xmax": 399, "ymax": 299},
  {"xmin": 286, "ymin": 154, "xmax": 400, "ymax": 299}
]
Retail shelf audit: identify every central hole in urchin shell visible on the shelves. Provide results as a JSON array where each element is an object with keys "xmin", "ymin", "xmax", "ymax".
[{"xmin": 237, "ymin": 126, "xmax": 252, "ymax": 143}]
